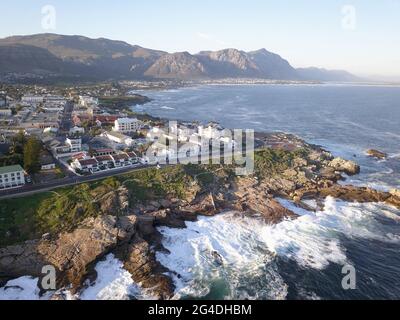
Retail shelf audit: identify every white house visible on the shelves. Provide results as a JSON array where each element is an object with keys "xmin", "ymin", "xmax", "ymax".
[
  {"xmin": 69, "ymin": 126, "xmax": 85, "ymax": 135},
  {"xmin": 66, "ymin": 138, "xmax": 82, "ymax": 153},
  {"xmin": 21, "ymin": 95, "xmax": 44, "ymax": 105},
  {"xmin": 0, "ymin": 165, "xmax": 25, "ymax": 189},
  {"xmin": 0, "ymin": 109, "xmax": 12, "ymax": 117},
  {"xmin": 102, "ymin": 131, "xmax": 134, "ymax": 147},
  {"xmin": 113, "ymin": 118, "xmax": 142, "ymax": 133},
  {"xmin": 79, "ymin": 96, "xmax": 98, "ymax": 107},
  {"xmin": 43, "ymin": 127, "xmax": 59, "ymax": 134},
  {"xmin": 95, "ymin": 155, "xmax": 115, "ymax": 170},
  {"xmin": 72, "ymin": 158, "xmax": 99, "ymax": 173}
]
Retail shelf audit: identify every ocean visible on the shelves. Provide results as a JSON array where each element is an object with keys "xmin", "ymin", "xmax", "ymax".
[
  {"xmin": 140, "ymin": 84, "xmax": 400, "ymax": 300},
  {"xmin": 1, "ymin": 83, "xmax": 399, "ymax": 300}
]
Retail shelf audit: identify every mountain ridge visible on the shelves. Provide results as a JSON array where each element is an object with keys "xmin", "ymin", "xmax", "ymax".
[{"xmin": 0, "ymin": 33, "xmax": 361, "ymax": 83}]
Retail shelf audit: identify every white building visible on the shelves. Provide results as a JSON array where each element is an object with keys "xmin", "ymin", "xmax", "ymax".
[
  {"xmin": 71, "ymin": 152, "xmax": 139, "ymax": 173},
  {"xmin": 21, "ymin": 95, "xmax": 44, "ymax": 105},
  {"xmin": 43, "ymin": 127, "xmax": 59, "ymax": 134},
  {"xmin": 69, "ymin": 126, "xmax": 85, "ymax": 135},
  {"xmin": 0, "ymin": 165, "xmax": 25, "ymax": 189},
  {"xmin": 113, "ymin": 118, "xmax": 142, "ymax": 133},
  {"xmin": 72, "ymin": 158, "xmax": 99, "ymax": 173},
  {"xmin": 0, "ymin": 109, "xmax": 12, "ymax": 117},
  {"xmin": 65, "ymin": 138, "xmax": 82, "ymax": 153},
  {"xmin": 102, "ymin": 131, "xmax": 134, "ymax": 147},
  {"xmin": 45, "ymin": 95, "xmax": 66, "ymax": 104},
  {"xmin": 79, "ymin": 96, "xmax": 98, "ymax": 107},
  {"xmin": 0, "ymin": 95, "xmax": 6, "ymax": 107}
]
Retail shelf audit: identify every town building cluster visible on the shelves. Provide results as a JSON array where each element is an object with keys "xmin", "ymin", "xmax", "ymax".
[{"xmin": 0, "ymin": 85, "xmax": 240, "ymax": 190}]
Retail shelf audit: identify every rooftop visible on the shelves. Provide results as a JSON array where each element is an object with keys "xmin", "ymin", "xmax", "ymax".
[
  {"xmin": 95, "ymin": 155, "xmax": 113, "ymax": 162},
  {"xmin": 78, "ymin": 159, "xmax": 98, "ymax": 166},
  {"xmin": 106, "ymin": 131, "xmax": 131, "ymax": 140},
  {"xmin": 116, "ymin": 117, "xmax": 140, "ymax": 123},
  {"xmin": 0, "ymin": 164, "xmax": 24, "ymax": 175},
  {"xmin": 112, "ymin": 153, "xmax": 129, "ymax": 161}
]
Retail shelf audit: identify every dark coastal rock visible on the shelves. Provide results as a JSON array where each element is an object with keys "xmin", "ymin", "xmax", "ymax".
[
  {"xmin": 318, "ymin": 167, "xmax": 342, "ymax": 181},
  {"xmin": 0, "ymin": 215, "xmax": 138, "ymax": 293},
  {"xmin": 231, "ymin": 177, "xmax": 297, "ymax": 223},
  {"xmin": 242, "ymin": 197, "xmax": 297, "ymax": 224},
  {"xmin": 114, "ymin": 235, "xmax": 175, "ymax": 300},
  {"xmin": 184, "ymin": 192, "xmax": 218, "ymax": 216},
  {"xmin": 293, "ymin": 185, "xmax": 400, "ymax": 210},
  {"xmin": 366, "ymin": 149, "xmax": 387, "ymax": 160},
  {"xmin": 37, "ymin": 215, "xmax": 121, "ymax": 289},
  {"xmin": 0, "ymin": 240, "xmax": 46, "ymax": 286},
  {"xmin": 2, "ymin": 131, "xmax": 398, "ymax": 300}
]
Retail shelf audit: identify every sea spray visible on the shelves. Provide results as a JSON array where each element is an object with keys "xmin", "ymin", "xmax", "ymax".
[{"xmin": 157, "ymin": 197, "xmax": 400, "ymax": 299}]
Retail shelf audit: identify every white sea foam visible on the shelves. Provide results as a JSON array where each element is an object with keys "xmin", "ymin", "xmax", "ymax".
[
  {"xmin": 0, "ymin": 277, "xmax": 50, "ymax": 300},
  {"xmin": 78, "ymin": 254, "xmax": 155, "ymax": 300},
  {"xmin": 157, "ymin": 197, "xmax": 400, "ymax": 299},
  {"xmin": 263, "ymin": 197, "xmax": 400, "ymax": 269},
  {"xmin": 0, "ymin": 254, "xmax": 154, "ymax": 301},
  {"xmin": 157, "ymin": 213, "xmax": 288, "ymax": 300}
]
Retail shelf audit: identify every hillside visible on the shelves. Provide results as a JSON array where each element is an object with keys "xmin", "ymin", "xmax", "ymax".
[{"xmin": 0, "ymin": 33, "xmax": 360, "ymax": 82}]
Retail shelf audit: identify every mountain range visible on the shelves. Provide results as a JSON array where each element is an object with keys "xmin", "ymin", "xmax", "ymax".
[{"xmin": 0, "ymin": 33, "xmax": 361, "ymax": 83}]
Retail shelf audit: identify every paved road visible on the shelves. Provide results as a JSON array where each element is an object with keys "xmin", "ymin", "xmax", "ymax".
[
  {"xmin": 0, "ymin": 150, "xmax": 254, "ymax": 200},
  {"xmin": 59, "ymin": 101, "xmax": 74, "ymax": 133},
  {"xmin": 0, "ymin": 164, "xmax": 154, "ymax": 200}
]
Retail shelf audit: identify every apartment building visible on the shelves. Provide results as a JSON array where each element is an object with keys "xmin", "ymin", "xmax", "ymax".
[
  {"xmin": 0, "ymin": 165, "xmax": 25, "ymax": 189},
  {"xmin": 113, "ymin": 118, "xmax": 142, "ymax": 133}
]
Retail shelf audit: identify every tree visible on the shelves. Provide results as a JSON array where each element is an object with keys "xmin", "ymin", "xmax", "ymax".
[
  {"xmin": 10, "ymin": 130, "xmax": 26, "ymax": 155},
  {"xmin": 23, "ymin": 137, "xmax": 42, "ymax": 174}
]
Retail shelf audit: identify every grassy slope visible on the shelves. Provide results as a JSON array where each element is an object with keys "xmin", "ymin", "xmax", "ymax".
[{"xmin": 0, "ymin": 148, "xmax": 308, "ymax": 247}]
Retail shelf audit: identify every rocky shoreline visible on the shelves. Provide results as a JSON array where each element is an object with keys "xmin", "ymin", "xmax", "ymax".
[{"xmin": 1, "ymin": 133, "xmax": 399, "ymax": 299}]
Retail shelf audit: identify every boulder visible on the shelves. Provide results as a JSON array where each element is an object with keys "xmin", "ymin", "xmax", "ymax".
[
  {"xmin": 366, "ymin": 149, "xmax": 387, "ymax": 160},
  {"xmin": 328, "ymin": 157, "xmax": 360, "ymax": 175},
  {"xmin": 389, "ymin": 189, "xmax": 400, "ymax": 198},
  {"xmin": 115, "ymin": 235, "xmax": 175, "ymax": 300},
  {"xmin": 37, "ymin": 215, "xmax": 120, "ymax": 289}
]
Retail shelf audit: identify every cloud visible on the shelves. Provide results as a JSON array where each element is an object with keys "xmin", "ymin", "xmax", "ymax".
[{"xmin": 196, "ymin": 32, "xmax": 230, "ymax": 46}]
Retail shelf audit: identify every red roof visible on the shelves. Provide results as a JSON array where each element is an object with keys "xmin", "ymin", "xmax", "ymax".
[
  {"xmin": 112, "ymin": 153, "xmax": 129, "ymax": 161},
  {"xmin": 79, "ymin": 158, "xmax": 98, "ymax": 166},
  {"xmin": 93, "ymin": 148, "xmax": 115, "ymax": 154},
  {"xmin": 95, "ymin": 155, "xmax": 113, "ymax": 162},
  {"xmin": 72, "ymin": 152, "xmax": 87, "ymax": 160}
]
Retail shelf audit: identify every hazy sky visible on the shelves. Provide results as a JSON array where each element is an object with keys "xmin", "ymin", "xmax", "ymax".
[{"xmin": 1, "ymin": 0, "xmax": 400, "ymax": 78}]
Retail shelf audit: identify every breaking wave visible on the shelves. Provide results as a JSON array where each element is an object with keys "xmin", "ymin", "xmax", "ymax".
[
  {"xmin": 157, "ymin": 197, "xmax": 400, "ymax": 299},
  {"xmin": 78, "ymin": 254, "xmax": 155, "ymax": 300},
  {"xmin": 0, "ymin": 254, "xmax": 153, "ymax": 301}
]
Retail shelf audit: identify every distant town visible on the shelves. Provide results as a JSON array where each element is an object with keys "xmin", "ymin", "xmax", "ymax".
[{"xmin": 0, "ymin": 82, "xmax": 254, "ymax": 195}]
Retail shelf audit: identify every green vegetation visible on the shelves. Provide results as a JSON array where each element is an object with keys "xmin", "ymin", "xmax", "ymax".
[
  {"xmin": 23, "ymin": 137, "xmax": 42, "ymax": 174},
  {"xmin": 0, "ymin": 132, "xmax": 43, "ymax": 173},
  {"xmin": 0, "ymin": 131, "xmax": 26, "ymax": 167},
  {"xmin": 0, "ymin": 165, "xmax": 199, "ymax": 246},
  {"xmin": 99, "ymin": 95, "xmax": 150, "ymax": 111},
  {"xmin": 0, "ymin": 147, "xmax": 309, "ymax": 247},
  {"xmin": 122, "ymin": 165, "xmax": 195, "ymax": 204},
  {"xmin": 254, "ymin": 148, "xmax": 309, "ymax": 178},
  {"xmin": 0, "ymin": 192, "xmax": 51, "ymax": 246},
  {"xmin": 0, "ymin": 154, "xmax": 23, "ymax": 167}
]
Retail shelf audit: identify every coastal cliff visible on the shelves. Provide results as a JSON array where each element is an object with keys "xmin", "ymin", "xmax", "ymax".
[{"xmin": 1, "ymin": 133, "xmax": 399, "ymax": 299}]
